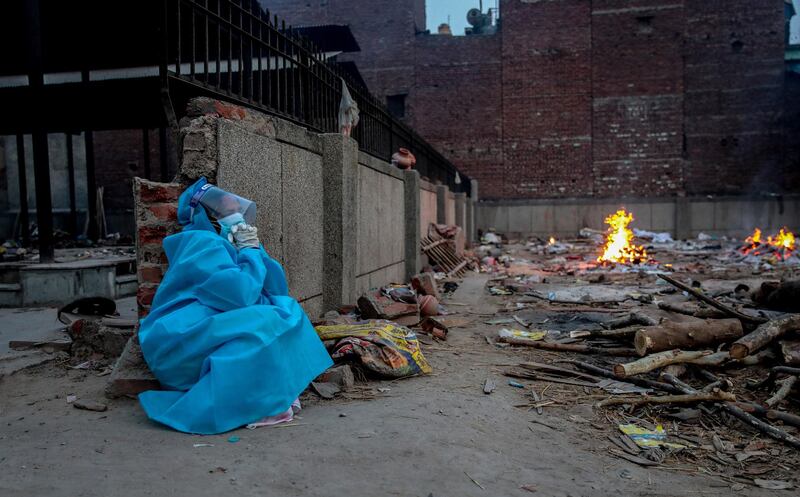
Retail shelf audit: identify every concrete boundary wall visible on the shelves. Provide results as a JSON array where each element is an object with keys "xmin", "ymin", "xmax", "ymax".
[
  {"xmin": 355, "ymin": 152, "xmax": 407, "ymax": 297},
  {"xmin": 420, "ymin": 180, "xmax": 438, "ymax": 238},
  {"xmin": 445, "ymin": 191, "xmax": 456, "ymax": 226},
  {"xmin": 477, "ymin": 196, "xmax": 800, "ymax": 239},
  {"xmin": 134, "ymin": 98, "xmax": 477, "ymax": 318}
]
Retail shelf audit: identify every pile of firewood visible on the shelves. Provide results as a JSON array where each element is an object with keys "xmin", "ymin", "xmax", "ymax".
[{"xmin": 499, "ymin": 273, "xmax": 800, "ymax": 451}]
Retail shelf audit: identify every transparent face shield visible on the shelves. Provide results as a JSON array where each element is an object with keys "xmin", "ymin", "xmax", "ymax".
[{"xmin": 189, "ymin": 183, "xmax": 257, "ymax": 228}]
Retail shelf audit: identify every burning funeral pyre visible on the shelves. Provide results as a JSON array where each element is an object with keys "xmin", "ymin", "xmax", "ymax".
[
  {"xmin": 741, "ymin": 227, "xmax": 797, "ymax": 261},
  {"xmin": 597, "ymin": 209, "xmax": 648, "ymax": 265}
]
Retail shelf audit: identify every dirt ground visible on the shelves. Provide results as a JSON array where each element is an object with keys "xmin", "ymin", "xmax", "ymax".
[{"xmin": 2, "ymin": 265, "xmax": 792, "ymax": 497}]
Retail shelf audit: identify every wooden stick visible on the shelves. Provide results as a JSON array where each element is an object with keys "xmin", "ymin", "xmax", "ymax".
[
  {"xmin": 447, "ymin": 260, "xmax": 468, "ymax": 277},
  {"xmin": 732, "ymin": 402, "xmax": 800, "ymax": 428},
  {"xmin": 662, "ymin": 374, "xmax": 800, "ymax": 450},
  {"xmin": 503, "ymin": 370, "xmax": 601, "ymax": 388},
  {"xmin": 498, "ymin": 337, "xmax": 638, "ymax": 356},
  {"xmin": 765, "ymin": 376, "xmax": 797, "ymax": 408},
  {"xmin": 569, "ymin": 326, "xmax": 641, "ymax": 340},
  {"xmin": 614, "ymin": 349, "xmax": 711, "ymax": 377},
  {"xmin": 634, "ymin": 319, "xmax": 743, "ymax": 356},
  {"xmin": 656, "ymin": 274, "xmax": 767, "ymax": 325},
  {"xmin": 518, "ymin": 362, "xmax": 603, "ymax": 382},
  {"xmin": 560, "ymin": 360, "xmax": 684, "ymax": 394},
  {"xmin": 597, "ymin": 390, "xmax": 735, "ymax": 408},
  {"xmin": 748, "ymin": 365, "xmax": 800, "ymax": 391},
  {"xmin": 730, "ymin": 314, "xmax": 800, "ymax": 359}
]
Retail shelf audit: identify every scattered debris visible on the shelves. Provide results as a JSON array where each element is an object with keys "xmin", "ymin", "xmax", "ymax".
[{"xmin": 421, "ymin": 229, "xmax": 470, "ymax": 277}]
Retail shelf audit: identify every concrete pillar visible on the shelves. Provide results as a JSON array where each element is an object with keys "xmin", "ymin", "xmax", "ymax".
[
  {"xmin": 403, "ymin": 169, "xmax": 421, "ymax": 281},
  {"xmin": 436, "ymin": 184, "xmax": 448, "ymax": 225},
  {"xmin": 470, "ymin": 179, "xmax": 479, "ymax": 242},
  {"xmin": 454, "ymin": 192, "xmax": 466, "ymax": 230},
  {"xmin": 321, "ymin": 134, "xmax": 359, "ymax": 312},
  {"xmin": 466, "ymin": 200, "xmax": 475, "ymax": 246},
  {"xmin": 675, "ymin": 196, "xmax": 691, "ymax": 240}
]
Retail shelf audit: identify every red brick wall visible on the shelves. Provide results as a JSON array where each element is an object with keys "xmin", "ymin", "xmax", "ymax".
[
  {"xmin": 591, "ymin": 0, "xmax": 686, "ymax": 197},
  {"xmin": 501, "ymin": 0, "xmax": 592, "ymax": 199},
  {"xmin": 133, "ymin": 179, "xmax": 182, "ymax": 317},
  {"xmin": 260, "ymin": 0, "xmax": 791, "ymax": 200},
  {"xmin": 683, "ymin": 0, "xmax": 786, "ymax": 195},
  {"xmin": 411, "ymin": 34, "xmax": 503, "ymax": 194}
]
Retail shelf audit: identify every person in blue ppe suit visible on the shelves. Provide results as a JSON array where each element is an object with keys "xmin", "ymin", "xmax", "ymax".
[{"xmin": 137, "ymin": 178, "xmax": 333, "ymax": 434}]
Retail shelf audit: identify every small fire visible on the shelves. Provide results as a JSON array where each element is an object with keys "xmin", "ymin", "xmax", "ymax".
[
  {"xmin": 742, "ymin": 227, "xmax": 796, "ymax": 259},
  {"xmin": 744, "ymin": 228, "xmax": 762, "ymax": 247},
  {"xmin": 548, "ymin": 236, "xmax": 556, "ymax": 245},
  {"xmin": 597, "ymin": 209, "xmax": 647, "ymax": 265},
  {"xmin": 770, "ymin": 228, "xmax": 796, "ymax": 252}
]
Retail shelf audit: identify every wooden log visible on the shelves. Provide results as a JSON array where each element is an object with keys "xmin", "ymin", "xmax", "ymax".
[
  {"xmin": 729, "ymin": 314, "xmax": 800, "ymax": 360},
  {"xmin": 498, "ymin": 337, "xmax": 638, "ymax": 356},
  {"xmin": 662, "ymin": 374, "xmax": 800, "ymax": 450},
  {"xmin": 686, "ymin": 351, "xmax": 731, "ymax": 367},
  {"xmin": 559, "ymin": 360, "xmax": 684, "ymax": 394},
  {"xmin": 656, "ymin": 274, "xmax": 767, "ymax": 325},
  {"xmin": 597, "ymin": 390, "xmax": 735, "ymax": 408},
  {"xmin": 634, "ymin": 319, "xmax": 743, "ymax": 356},
  {"xmin": 613, "ymin": 349, "xmax": 711, "ymax": 378},
  {"xmin": 740, "ymin": 348, "xmax": 777, "ymax": 366},
  {"xmin": 765, "ymin": 376, "xmax": 797, "ymax": 408},
  {"xmin": 690, "ymin": 349, "xmax": 774, "ymax": 369}
]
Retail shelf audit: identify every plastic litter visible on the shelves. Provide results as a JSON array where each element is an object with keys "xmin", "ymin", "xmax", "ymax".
[
  {"xmin": 618, "ymin": 423, "xmax": 686, "ymax": 449},
  {"xmin": 498, "ymin": 328, "xmax": 546, "ymax": 341},
  {"xmin": 338, "ymin": 78, "xmax": 359, "ymax": 136}
]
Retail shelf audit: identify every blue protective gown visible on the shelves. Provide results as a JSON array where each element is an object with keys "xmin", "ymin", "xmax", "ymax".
[{"xmin": 137, "ymin": 179, "xmax": 333, "ymax": 434}]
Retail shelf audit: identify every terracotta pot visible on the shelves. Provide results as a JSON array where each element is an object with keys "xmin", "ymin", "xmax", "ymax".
[
  {"xmin": 418, "ymin": 295, "xmax": 439, "ymax": 317},
  {"xmin": 392, "ymin": 148, "xmax": 417, "ymax": 170}
]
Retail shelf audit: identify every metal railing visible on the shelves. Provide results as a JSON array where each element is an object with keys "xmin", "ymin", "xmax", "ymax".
[{"xmin": 162, "ymin": 0, "xmax": 469, "ymax": 193}]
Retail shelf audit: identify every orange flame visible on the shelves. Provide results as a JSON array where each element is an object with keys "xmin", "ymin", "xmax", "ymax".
[
  {"xmin": 597, "ymin": 209, "xmax": 647, "ymax": 264},
  {"xmin": 741, "ymin": 227, "xmax": 796, "ymax": 260},
  {"xmin": 548, "ymin": 236, "xmax": 556, "ymax": 245},
  {"xmin": 768, "ymin": 228, "xmax": 795, "ymax": 252}
]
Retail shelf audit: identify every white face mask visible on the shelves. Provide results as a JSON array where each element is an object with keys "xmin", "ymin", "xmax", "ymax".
[{"xmin": 218, "ymin": 212, "xmax": 245, "ymax": 229}]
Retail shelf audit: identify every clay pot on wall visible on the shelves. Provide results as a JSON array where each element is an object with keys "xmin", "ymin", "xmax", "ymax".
[{"xmin": 392, "ymin": 148, "xmax": 417, "ymax": 170}]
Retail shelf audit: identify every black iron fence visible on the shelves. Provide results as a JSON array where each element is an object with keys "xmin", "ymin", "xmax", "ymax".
[{"xmin": 163, "ymin": 0, "xmax": 469, "ymax": 193}]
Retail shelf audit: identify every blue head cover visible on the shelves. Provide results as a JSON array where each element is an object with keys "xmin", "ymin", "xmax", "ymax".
[
  {"xmin": 178, "ymin": 177, "xmax": 215, "ymax": 231},
  {"xmin": 136, "ymin": 178, "xmax": 332, "ymax": 434}
]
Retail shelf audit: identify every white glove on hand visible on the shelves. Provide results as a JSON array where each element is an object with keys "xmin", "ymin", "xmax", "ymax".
[{"xmin": 229, "ymin": 223, "xmax": 260, "ymax": 249}]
